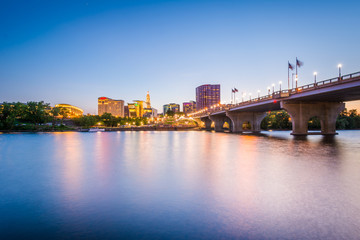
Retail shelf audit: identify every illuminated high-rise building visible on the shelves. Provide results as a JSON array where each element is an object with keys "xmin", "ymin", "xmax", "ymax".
[
  {"xmin": 146, "ymin": 91, "xmax": 151, "ymax": 109},
  {"xmin": 196, "ymin": 84, "xmax": 220, "ymax": 110},
  {"xmin": 144, "ymin": 91, "xmax": 154, "ymax": 117},
  {"xmin": 163, "ymin": 103, "xmax": 180, "ymax": 114},
  {"xmin": 98, "ymin": 97, "xmax": 124, "ymax": 117},
  {"xmin": 128, "ymin": 100, "xmax": 144, "ymax": 117},
  {"xmin": 183, "ymin": 101, "xmax": 196, "ymax": 115}
]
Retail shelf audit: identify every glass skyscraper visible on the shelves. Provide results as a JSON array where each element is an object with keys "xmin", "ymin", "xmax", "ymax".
[{"xmin": 196, "ymin": 84, "xmax": 220, "ymax": 110}]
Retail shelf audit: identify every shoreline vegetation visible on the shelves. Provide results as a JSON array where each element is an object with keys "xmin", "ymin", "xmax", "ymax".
[{"xmin": 1, "ymin": 101, "xmax": 360, "ymax": 132}]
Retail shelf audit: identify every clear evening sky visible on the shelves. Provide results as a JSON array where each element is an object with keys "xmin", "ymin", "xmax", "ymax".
[{"xmin": 1, "ymin": 0, "xmax": 359, "ymax": 114}]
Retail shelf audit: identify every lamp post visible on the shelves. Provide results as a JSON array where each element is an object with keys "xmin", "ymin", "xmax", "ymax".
[
  {"xmin": 249, "ymin": 93, "xmax": 252, "ymax": 101},
  {"xmin": 295, "ymin": 77, "xmax": 298, "ymax": 88},
  {"xmin": 314, "ymin": 72, "xmax": 317, "ymax": 83},
  {"xmin": 338, "ymin": 64, "xmax": 342, "ymax": 78},
  {"xmin": 267, "ymin": 87, "xmax": 270, "ymax": 95},
  {"xmin": 272, "ymin": 83, "xmax": 275, "ymax": 94},
  {"xmin": 257, "ymin": 90, "xmax": 260, "ymax": 98},
  {"xmin": 279, "ymin": 81, "xmax": 282, "ymax": 92}
]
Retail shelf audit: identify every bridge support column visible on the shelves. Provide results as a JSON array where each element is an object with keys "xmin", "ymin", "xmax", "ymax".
[
  {"xmin": 226, "ymin": 111, "xmax": 267, "ymax": 133},
  {"xmin": 200, "ymin": 117, "xmax": 212, "ymax": 131},
  {"xmin": 209, "ymin": 115, "xmax": 231, "ymax": 132},
  {"xmin": 281, "ymin": 101, "xmax": 345, "ymax": 135}
]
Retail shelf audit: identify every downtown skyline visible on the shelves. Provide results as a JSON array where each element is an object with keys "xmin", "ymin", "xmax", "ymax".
[{"xmin": 1, "ymin": 0, "xmax": 360, "ymax": 114}]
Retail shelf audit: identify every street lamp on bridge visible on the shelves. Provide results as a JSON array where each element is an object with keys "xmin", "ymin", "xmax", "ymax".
[
  {"xmin": 267, "ymin": 86, "xmax": 270, "ymax": 95},
  {"xmin": 314, "ymin": 72, "xmax": 317, "ymax": 83},
  {"xmin": 257, "ymin": 90, "xmax": 260, "ymax": 98},
  {"xmin": 279, "ymin": 81, "xmax": 282, "ymax": 91},
  {"xmin": 249, "ymin": 93, "xmax": 252, "ymax": 101},
  {"xmin": 272, "ymin": 83, "xmax": 275, "ymax": 94},
  {"xmin": 338, "ymin": 64, "xmax": 342, "ymax": 78}
]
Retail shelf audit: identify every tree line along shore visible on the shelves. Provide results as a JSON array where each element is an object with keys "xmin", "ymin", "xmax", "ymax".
[{"xmin": 1, "ymin": 101, "xmax": 360, "ymax": 132}]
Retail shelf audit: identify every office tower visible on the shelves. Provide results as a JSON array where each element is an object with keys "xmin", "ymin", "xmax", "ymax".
[
  {"xmin": 183, "ymin": 101, "xmax": 196, "ymax": 114},
  {"xmin": 196, "ymin": 84, "xmax": 220, "ymax": 110},
  {"xmin": 163, "ymin": 103, "xmax": 180, "ymax": 114},
  {"xmin": 98, "ymin": 97, "xmax": 125, "ymax": 117}
]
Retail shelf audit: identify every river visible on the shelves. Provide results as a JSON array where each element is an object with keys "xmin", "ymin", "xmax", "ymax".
[{"xmin": 0, "ymin": 131, "xmax": 359, "ymax": 239}]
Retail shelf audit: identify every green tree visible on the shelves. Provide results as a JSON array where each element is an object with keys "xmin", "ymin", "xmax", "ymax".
[
  {"xmin": 101, "ymin": 113, "xmax": 117, "ymax": 127},
  {"xmin": 73, "ymin": 115, "xmax": 98, "ymax": 128},
  {"xmin": 23, "ymin": 101, "xmax": 50, "ymax": 126},
  {"xmin": 308, "ymin": 116, "xmax": 321, "ymax": 130},
  {"xmin": 166, "ymin": 110, "xmax": 175, "ymax": 116},
  {"xmin": 50, "ymin": 107, "xmax": 61, "ymax": 127},
  {"xmin": 0, "ymin": 102, "xmax": 17, "ymax": 129}
]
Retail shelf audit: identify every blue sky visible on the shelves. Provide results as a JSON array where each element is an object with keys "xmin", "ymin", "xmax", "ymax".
[{"xmin": 1, "ymin": 0, "xmax": 360, "ymax": 114}]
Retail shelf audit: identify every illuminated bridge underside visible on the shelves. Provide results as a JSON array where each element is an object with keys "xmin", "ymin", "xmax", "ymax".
[{"xmin": 197, "ymin": 72, "xmax": 360, "ymax": 135}]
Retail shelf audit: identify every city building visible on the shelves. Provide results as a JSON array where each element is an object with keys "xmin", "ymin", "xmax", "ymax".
[
  {"xmin": 143, "ymin": 91, "xmax": 153, "ymax": 117},
  {"xmin": 124, "ymin": 106, "xmax": 129, "ymax": 117},
  {"xmin": 98, "ymin": 97, "xmax": 124, "ymax": 117},
  {"xmin": 128, "ymin": 100, "xmax": 144, "ymax": 118},
  {"xmin": 142, "ymin": 91, "xmax": 158, "ymax": 118},
  {"xmin": 163, "ymin": 103, "xmax": 180, "ymax": 114},
  {"xmin": 196, "ymin": 84, "xmax": 220, "ymax": 110},
  {"xmin": 145, "ymin": 91, "xmax": 151, "ymax": 109},
  {"xmin": 183, "ymin": 101, "xmax": 196, "ymax": 115},
  {"xmin": 144, "ymin": 108, "xmax": 158, "ymax": 118},
  {"xmin": 55, "ymin": 104, "xmax": 84, "ymax": 118}
]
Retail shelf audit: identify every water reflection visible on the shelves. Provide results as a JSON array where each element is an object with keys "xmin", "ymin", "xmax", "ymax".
[
  {"xmin": 0, "ymin": 131, "xmax": 359, "ymax": 239},
  {"xmin": 54, "ymin": 132, "xmax": 84, "ymax": 201}
]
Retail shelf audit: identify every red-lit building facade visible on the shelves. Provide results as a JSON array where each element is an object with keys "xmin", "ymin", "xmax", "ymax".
[{"xmin": 98, "ymin": 97, "xmax": 125, "ymax": 117}]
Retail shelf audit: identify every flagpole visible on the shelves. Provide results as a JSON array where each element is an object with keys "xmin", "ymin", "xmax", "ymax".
[
  {"xmin": 234, "ymin": 88, "xmax": 236, "ymax": 104},
  {"xmin": 295, "ymin": 57, "xmax": 297, "ymax": 77},
  {"xmin": 295, "ymin": 57, "xmax": 298, "ymax": 88},
  {"xmin": 288, "ymin": 61, "xmax": 290, "ymax": 90}
]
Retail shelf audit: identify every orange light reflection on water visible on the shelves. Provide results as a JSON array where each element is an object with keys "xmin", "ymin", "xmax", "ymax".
[{"xmin": 54, "ymin": 132, "xmax": 84, "ymax": 201}]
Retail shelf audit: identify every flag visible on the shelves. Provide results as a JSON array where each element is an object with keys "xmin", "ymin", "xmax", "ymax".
[
  {"xmin": 296, "ymin": 58, "xmax": 304, "ymax": 67},
  {"xmin": 288, "ymin": 62, "xmax": 294, "ymax": 70},
  {"xmin": 232, "ymin": 89, "xmax": 235, "ymax": 93},
  {"xmin": 234, "ymin": 88, "xmax": 238, "ymax": 92}
]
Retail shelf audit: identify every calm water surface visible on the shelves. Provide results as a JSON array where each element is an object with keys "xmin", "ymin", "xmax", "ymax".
[{"xmin": 0, "ymin": 131, "xmax": 360, "ymax": 239}]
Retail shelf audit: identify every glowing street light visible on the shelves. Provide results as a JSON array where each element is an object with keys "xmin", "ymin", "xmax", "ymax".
[
  {"xmin": 279, "ymin": 81, "xmax": 282, "ymax": 91},
  {"xmin": 314, "ymin": 72, "xmax": 317, "ymax": 83},
  {"xmin": 338, "ymin": 64, "xmax": 342, "ymax": 78}
]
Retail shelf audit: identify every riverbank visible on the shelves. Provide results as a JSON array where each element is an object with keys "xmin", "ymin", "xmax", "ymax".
[{"xmin": 0, "ymin": 126, "xmax": 200, "ymax": 133}]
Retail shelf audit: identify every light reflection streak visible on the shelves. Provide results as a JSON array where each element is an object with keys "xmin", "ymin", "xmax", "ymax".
[{"xmin": 54, "ymin": 132, "xmax": 84, "ymax": 201}]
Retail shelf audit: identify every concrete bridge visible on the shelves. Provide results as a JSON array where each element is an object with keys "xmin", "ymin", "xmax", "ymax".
[{"xmin": 190, "ymin": 71, "xmax": 360, "ymax": 135}]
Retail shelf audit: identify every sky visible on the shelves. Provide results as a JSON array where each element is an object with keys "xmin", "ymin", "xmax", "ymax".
[{"xmin": 1, "ymin": 0, "xmax": 360, "ymax": 114}]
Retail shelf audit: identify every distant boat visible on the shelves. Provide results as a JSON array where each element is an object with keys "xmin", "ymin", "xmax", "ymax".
[{"xmin": 89, "ymin": 128, "xmax": 105, "ymax": 132}]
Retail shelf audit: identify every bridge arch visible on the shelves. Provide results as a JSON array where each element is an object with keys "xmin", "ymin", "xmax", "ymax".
[{"xmin": 226, "ymin": 111, "xmax": 267, "ymax": 133}]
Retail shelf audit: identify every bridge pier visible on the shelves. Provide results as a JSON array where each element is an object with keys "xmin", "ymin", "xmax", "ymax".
[
  {"xmin": 226, "ymin": 111, "xmax": 267, "ymax": 133},
  {"xmin": 281, "ymin": 101, "xmax": 345, "ymax": 135},
  {"xmin": 200, "ymin": 117, "xmax": 212, "ymax": 131},
  {"xmin": 209, "ymin": 115, "xmax": 232, "ymax": 132}
]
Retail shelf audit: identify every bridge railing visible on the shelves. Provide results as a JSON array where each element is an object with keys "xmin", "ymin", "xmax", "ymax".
[{"xmin": 190, "ymin": 71, "xmax": 360, "ymax": 117}]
